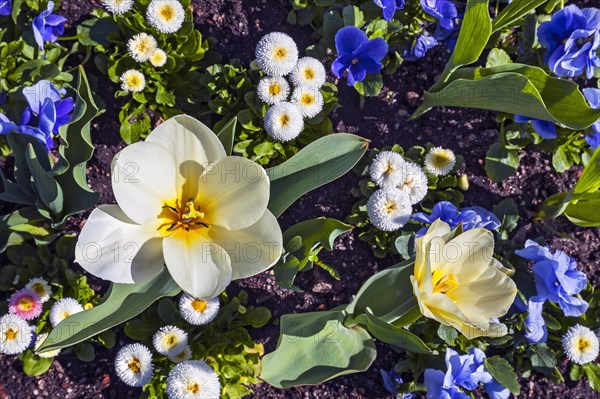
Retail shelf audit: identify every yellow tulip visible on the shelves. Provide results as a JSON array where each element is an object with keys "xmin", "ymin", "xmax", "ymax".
[
  {"xmin": 75, "ymin": 115, "xmax": 283, "ymax": 299},
  {"xmin": 410, "ymin": 220, "xmax": 517, "ymax": 339}
]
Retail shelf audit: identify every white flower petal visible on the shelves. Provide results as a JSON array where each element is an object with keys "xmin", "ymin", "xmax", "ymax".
[
  {"xmin": 112, "ymin": 141, "xmax": 177, "ymax": 225},
  {"xmin": 163, "ymin": 231, "xmax": 232, "ymax": 299},
  {"xmin": 75, "ymin": 205, "xmax": 165, "ymax": 284},
  {"xmin": 200, "ymin": 156, "xmax": 270, "ymax": 230},
  {"xmin": 208, "ymin": 210, "xmax": 283, "ymax": 280}
]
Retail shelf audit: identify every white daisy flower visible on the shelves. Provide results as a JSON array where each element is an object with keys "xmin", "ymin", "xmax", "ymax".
[
  {"xmin": 166, "ymin": 360, "xmax": 221, "ymax": 399},
  {"xmin": 25, "ymin": 277, "xmax": 52, "ymax": 303},
  {"xmin": 49, "ymin": 297, "xmax": 84, "ymax": 327},
  {"xmin": 396, "ymin": 162, "xmax": 429, "ymax": 205},
  {"xmin": 264, "ymin": 102, "xmax": 304, "ymax": 142},
  {"xmin": 150, "ymin": 48, "xmax": 168, "ymax": 67},
  {"xmin": 369, "ymin": 151, "xmax": 405, "ymax": 189},
  {"xmin": 120, "ymin": 70, "xmax": 146, "ymax": 93},
  {"xmin": 291, "ymin": 86, "xmax": 324, "ymax": 118},
  {"xmin": 0, "ymin": 314, "xmax": 33, "ymax": 355},
  {"xmin": 146, "ymin": 0, "xmax": 185, "ymax": 34},
  {"xmin": 179, "ymin": 294, "xmax": 220, "ymax": 326},
  {"xmin": 424, "ymin": 147, "xmax": 456, "ymax": 176},
  {"xmin": 257, "ymin": 76, "xmax": 290, "ymax": 105},
  {"xmin": 169, "ymin": 345, "xmax": 192, "ymax": 363},
  {"xmin": 101, "ymin": 0, "xmax": 134, "ymax": 14},
  {"xmin": 255, "ymin": 32, "xmax": 299, "ymax": 77},
  {"xmin": 127, "ymin": 33, "xmax": 158, "ymax": 62},
  {"xmin": 153, "ymin": 325, "xmax": 188, "ymax": 356},
  {"xmin": 367, "ymin": 189, "xmax": 412, "ymax": 232},
  {"xmin": 290, "ymin": 57, "xmax": 326, "ymax": 89},
  {"xmin": 115, "ymin": 343, "xmax": 154, "ymax": 387},
  {"xmin": 562, "ymin": 324, "xmax": 599, "ymax": 365},
  {"xmin": 34, "ymin": 333, "xmax": 61, "ymax": 358}
]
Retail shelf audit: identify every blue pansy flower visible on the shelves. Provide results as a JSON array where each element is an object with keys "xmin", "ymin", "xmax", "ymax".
[
  {"xmin": 0, "ymin": 0, "xmax": 10, "ymax": 16},
  {"xmin": 404, "ymin": 35, "xmax": 438, "ymax": 61},
  {"xmin": 420, "ymin": 0, "xmax": 457, "ymax": 30},
  {"xmin": 374, "ymin": 0, "xmax": 405, "ymax": 21},
  {"xmin": 434, "ymin": 22, "xmax": 460, "ymax": 51},
  {"xmin": 582, "ymin": 87, "xmax": 600, "ymax": 149},
  {"xmin": 33, "ymin": 1, "xmax": 67, "ymax": 50},
  {"xmin": 331, "ymin": 26, "xmax": 388, "ymax": 86},
  {"xmin": 513, "ymin": 115, "xmax": 557, "ymax": 139},
  {"xmin": 523, "ymin": 296, "xmax": 548, "ymax": 344},
  {"xmin": 411, "ymin": 201, "xmax": 500, "ymax": 237},
  {"xmin": 380, "ymin": 369, "xmax": 414, "ymax": 398},
  {"xmin": 516, "ymin": 240, "xmax": 589, "ymax": 317},
  {"xmin": 537, "ymin": 4, "xmax": 600, "ymax": 79}
]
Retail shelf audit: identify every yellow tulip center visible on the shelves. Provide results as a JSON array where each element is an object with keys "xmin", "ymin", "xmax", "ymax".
[
  {"xmin": 577, "ymin": 338, "xmax": 590, "ymax": 352},
  {"xmin": 274, "ymin": 47, "xmax": 287, "ymax": 59},
  {"xmin": 269, "ymin": 83, "xmax": 281, "ymax": 96},
  {"xmin": 186, "ymin": 383, "xmax": 200, "ymax": 394},
  {"xmin": 17, "ymin": 297, "xmax": 34, "ymax": 311},
  {"xmin": 191, "ymin": 299, "xmax": 207, "ymax": 313},
  {"xmin": 303, "ymin": 68, "xmax": 315, "ymax": 80},
  {"xmin": 299, "ymin": 93, "xmax": 315, "ymax": 106},
  {"xmin": 128, "ymin": 358, "xmax": 141, "ymax": 373},
  {"xmin": 432, "ymin": 271, "xmax": 459, "ymax": 295},
  {"xmin": 5, "ymin": 329, "xmax": 17, "ymax": 341},
  {"xmin": 159, "ymin": 198, "xmax": 208, "ymax": 234},
  {"xmin": 158, "ymin": 5, "xmax": 175, "ymax": 21}
]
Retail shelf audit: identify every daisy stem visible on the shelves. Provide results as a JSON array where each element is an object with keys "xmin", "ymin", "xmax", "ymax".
[{"xmin": 58, "ymin": 35, "xmax": 83, "ymax": 41}]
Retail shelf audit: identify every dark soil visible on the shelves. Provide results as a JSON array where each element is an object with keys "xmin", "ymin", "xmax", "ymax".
[{"xmin": 0, "ymin": 0, "xmax": 599, "ymax": 398}]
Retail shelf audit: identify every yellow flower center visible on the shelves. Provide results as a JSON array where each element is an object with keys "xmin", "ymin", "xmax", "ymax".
[
  {"xmin": 126, "ymin": 74, "xmax": 142, "ymax": 88},
  {"xmin": 31, "ymin": 283, "xmax": 46, "ymax": 297},
  {"xmin": 61, "ymin": 311, "xmax": 72, "ymax": 320},
  {"xmin": 158, "ymin": 4, "xmax": 175, "ymax": 21},
  {"xmin": 159, "ymin": 198, "xmax": 208, "ymax": 234},
  {"xmin": 279, "ymin": 114, "xmax": 290, "ymax": 127},
  {"xmin": 17, "ymin": 297, "xmax": 34, "ymax": 311},
  {"xmin": 5, "ymin": 329, "xmax": 17, "ymax": 341},
  {"xmin": 384, "ymin": 201, "xmax": 397, "ymax": 213},
  {"xmin": 186, "ymin": 383, "xmax": 200, "ymax": 394},
  {"xmin": 128, "ymin": 358, "xmax": 141, "ymax": 373},
  {"xmin": 164, "ymin": 334, "xmax": 178, "ymax": 349},
  {"xmin": 273, "ymin": 47, "xmax": 287, "ymax": 59},
  {"xmin": 577, "ymin": 338, "xmax": 591, "ymax": 353},
  {"xmin": 299, "ymin": 93, "xmax": 315, "ymax": 106},
  {"xmin": 303, "ymin": 68, "xmax": 315, "ymax": 80},
  {"xmin": 432, "ymin": 152, "xmax": 453, "ymax": 168},
  {"xmin": 432, "ymin": 271, "xmax": 459, "ymax": 295},
  {"xmin": 352, "ymin": 59, "xmax": 358, "ymax": 65},
  {"xmin": 84, "ymin": 303, "xmax": 94, "ymax": 310},
  {"xmin": 136, "ymin": 40, "xmax": 152, "ymax": 54},
  {"xmin": 191, "ymin": 299, "xmax": 207, "ymax": 313},
  {"xmin": 269, "ymin": 83, "xmax": 281, "ymax": 96},
  {"xmin": 175, "ymin": 349, "xmax": 188, "ymax": 359}
]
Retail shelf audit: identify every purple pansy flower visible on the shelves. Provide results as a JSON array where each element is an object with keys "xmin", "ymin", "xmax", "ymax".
[
  {"xmin": 514, "ymin": 115, "xmax": 557, "ymax": 139},
  {"xmin": 516, "ymin": 240, "xmax": 589, "ymax": 317},
  {"xmin": 404, "ymin": 35, "xmax": 438, "ymax": 61},
  {"xmin": 373, "ymin": 0, "xmax": 405, "ymax": 21},
  {"xmin": 331, "ymin": 26, "xmax": 388, "ymax": 86},
  {"xmin": 32, "ymin": 1, "xmax": 67, "ymax": 50},
  {"xmin": 537, "ymin": 4, "xmax": 600, "ymax": 79},
  {"xmin": 0, "ymin": 0, "xmax": 10, "ymax": 16},
  {"xmin": 582, "ymin": 87, "xmax": 600, "ymax": 149},
  {"xmin": 411, "ymin": 201, "xmax": 501, "ymax": 237},
  {"xmin": 420, "ymin": 0, "xmax": 458, "ymax": 30}
]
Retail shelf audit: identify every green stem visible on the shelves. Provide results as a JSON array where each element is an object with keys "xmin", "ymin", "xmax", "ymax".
[{"xmin": 58, "ymin": 35, "xmax": 82, "ymax": 41}]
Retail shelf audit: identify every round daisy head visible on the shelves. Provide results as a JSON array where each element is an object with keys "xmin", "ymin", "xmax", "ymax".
[
  {"xmin": 115, "ymin": 343, "xmax": 154, "ymax": 387},
  {"xmin": 166, "ymin": 360, "xmax": 221, "ymax": 399},
  {"xmin": 169, "ymin": 345, "xmax": 192, "ymax": 364},
  {"xmin": 150, "ymin": 48, "xmax": 168, "ymax": 67},
  {"xmin": 179, "ymin": 294, "xmax": 220, "ymax": 326},
  {"xmin": 146, "ymin": 0, "xmax": 185, "ymax": 34},
  {"xmin": 8, "ymin": 288, "xmax": 42, "ymax": 321},
  {"xmin": 34, "ymin": 333, "xmax": 61, "ymax": 358},
  {"xmin": 153, "ymin": 325, "xmax": 188, "ymax": 356},
  {"xmin": 562, "ymin": 324, "xmax": 599, "ymax": 365},
  {"xmin": 291, "ymin": 86, "xmax": 324, "ymax": 118},
  {"xmin": 120, "ymin": 70, "xmax": 146, "ymax": 93},
  {"xmin": 101, "ymin": 0, "xmax": 134, "ymax": 14},
  {"xmin": 127, "ymin": 33, "xmax": 158, "ymax": 62},
  {"xmin": 396, "ymin": 162, "xmax": 429, "ymax": 205},
  {"xmin": 367, "ymin": 188, "xmax": 412, "ymax": 232},
  {"xmin": 25, "ymin": 278, "xmax": 51, "ymax": 303},
  {"xmin": 0, "ymin": 314, "xmax": 33, "ymax": 355},
  {"xmin": 257, "ymin": 76, "xmax": 290, "ymax": 105},
  {"xmin": 264, "ymin": 102, "xmax": 304, "ymax": 142},
  {"xmin": 424, "ymin": 147, "xmax": 456, "ymax": 176},
  {"xmin": 369, "ymin": 151, "xmax": 406, "ymax": 189},
  {"xmin": 255, "ymin": 32, "xmax": 299, "ymax": 77},
  {"xmin": 49, "ymin": 297, "xmax": 84, "ymax": 327},
  {"xmin": 290, "ymin": 57, "xmax": 326, "ymax": 89}
]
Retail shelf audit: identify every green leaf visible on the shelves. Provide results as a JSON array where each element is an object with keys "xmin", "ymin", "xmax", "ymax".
[
  {"xmin": 342, "ymin": 5, "xmax": 364, "ymax": 28},
  {"xmin": 74, "ymin": 342, "xmax": 96, "ymax": 362},
  {"xmin": 570, "ymin": 363, "xmax": 583, "ymax": 381},
  {"xmin": 22, "ymin": 351, "xmax": 53, "ymax": 376},
  {"xmin": 267, "ymin": 134, "xmax": 368, "ymax": 217},
  {"xmin": 363, "ymin": 310, "xmax": 430, "ymax": 354},
  {"xmin": 583, "ymin": 363, "xmax": 600, "ymax": 392},
  {"xmin": 484, "ymin": 356, "xmax": 520, "ymax": 395},
  {"xmin": 530, "ymin": 344, "xmax": 557, "ymax": 373},
  {"xmin": 493, "ymin": 198, "xmax": 520, "ymax": 235},
  {"xmin": 261, "ymin": 310, "xmax": 376, "ymax": 388},
  {"xmin": 216, "ymin": 117, "xmax": 237, "ymax": 156},
  {"xmin": 38, "ymin": 268, "xmax": 180, "ymax": 353},
  {"xmin": 574, "ymin": 146, "xmax": 600, "ymax": 194},
  {"xmin": 486, "ymin": 49, "xmax": 512, "ymax": 68},
  {"xmin": 76, "ymin": 17, "xmax": 118, "ymax": 46},
  {"xmin": 492, "ymin": 0, "xmax": 547, "ymax": 33},
  {"xmin": 354, "ymin": 73, "xmax": 383, "ymax": 97},
  {"xmin": 563, "ymin": 192, "xmax": 600, "ymax": 227},
  {"xmin": 437, "ymin": 324, "xmax": 458, "ymax": 346},
  {"xmin": 485, "ymin": 142, "xmax": 519, "ymax": 182}
]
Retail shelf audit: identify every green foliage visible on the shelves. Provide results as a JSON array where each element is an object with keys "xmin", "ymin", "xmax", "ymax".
[
  {"xmin": 345, "ymin": 144, "xmax": 465, "ymax": 258},
  {"xmin": 274, "ymin": 217, "xmax": 352, "ymax": 290},
  {"xmin": 484, "ymin": 356, "xmax": 520, "ymax": 395}
]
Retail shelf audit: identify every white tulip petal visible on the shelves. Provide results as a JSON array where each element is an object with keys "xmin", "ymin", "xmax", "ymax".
[
  {"xmin": 75, "ymin": 205, "xmax": 165, "ymax": 284},
  {"xmin": 163, "ymin": 231, "xmax": 232, "ymax": 299},
  {"xmin": 200, "ymin": 156, "xmax": 270, "ymax": 230},
  {"xmin": 112, "ymin": 141, "xmax": 177, "ymax": 225},
  {"xmin": 208, "ymin": 210, "xmax": 283, "ymax": 280}
]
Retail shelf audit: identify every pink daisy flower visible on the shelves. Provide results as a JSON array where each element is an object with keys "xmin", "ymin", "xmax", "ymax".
[{"xmin": 8, "ymin": 288, "xmax": 43, "ymax": 320}]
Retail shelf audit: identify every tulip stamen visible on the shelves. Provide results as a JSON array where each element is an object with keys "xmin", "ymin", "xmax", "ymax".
[
  {"xmin": 160, "ymin": 198, "xmax": 209, "ymax": 234},
  {"xmin": 432, "ymin": 273, "xmax": 459, "ymax": 295}
]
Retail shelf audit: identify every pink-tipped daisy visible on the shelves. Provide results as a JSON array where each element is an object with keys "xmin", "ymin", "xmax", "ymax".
[{"xmin": 8, "ymin": 288, "xmax": 43, "ymax": 321}]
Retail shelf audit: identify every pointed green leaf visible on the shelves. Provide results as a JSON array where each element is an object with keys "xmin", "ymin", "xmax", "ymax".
[
  {"xmin": 363, "ymin": 310, "xmax": 430, "ymax": 354},
  {"xmin": 484, "ymin": 356, "xmax": 521, "ymax": 395},
  {"xmin": 216, "ymin": 116, "xmax": 237, "ymax": 155},
  {"xmin": 492, "ymin": 0, "xmax": 547, "ymax": 33}
]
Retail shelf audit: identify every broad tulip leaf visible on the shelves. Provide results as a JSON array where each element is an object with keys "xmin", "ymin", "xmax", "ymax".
[
  {"xmin": 563, "ymin": 192, "xmax": 600, "ymax": 227},
  {"xmin": 574, "ymin": 146, "xmax": 600, "ymax": 194},
  {"xmin": 37, "ymin": 268, "xmax": 180, "ymax": 353},
  {"xmin": 216, "ymin": 116, "xmax": 237, "ymax": 156},
  {"xmin": 267, "ymin": 134, "xmax": 369, "ymax": 217},
  {"xmin": 25, "ymin": 145, "xmax": 63, "ymax": 215},
  {"xmin": 261, "ymin": 310, "xmax": 376, "ymax": 388},
  {"xmin": 492, "ymin": 0, "xmax": 547, "ymax": 33},
  {"xmin": 362, "ymin": 310, "xmax": 430, "ymax": 354}
]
